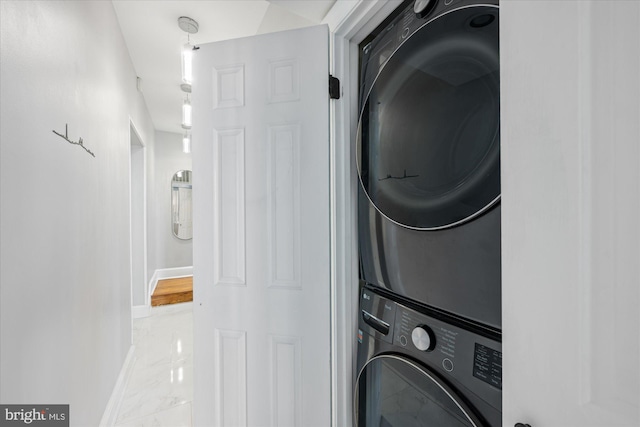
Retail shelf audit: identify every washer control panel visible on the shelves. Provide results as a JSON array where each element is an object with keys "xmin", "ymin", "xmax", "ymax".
[
  {"xmin": 396, "ymin": 305, "xmax": 460, "ymax": 364},
  {"xmin": 359, "ymin": 287, "xmax": 502, "ymax": 411}
]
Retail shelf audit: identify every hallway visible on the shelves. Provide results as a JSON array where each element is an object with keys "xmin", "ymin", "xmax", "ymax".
[{"xmin": 114, "ymin": 303, "xmax": 193, "ymax": 427}]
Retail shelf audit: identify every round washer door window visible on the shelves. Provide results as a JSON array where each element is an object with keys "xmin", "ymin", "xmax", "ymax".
[
  {"xmin": 357, "ymin": 6, "xmax": 500, "ymax": 230},
  {"xmin": 354, "ymin": 355, "xmax": 482, "ymax": 426}
]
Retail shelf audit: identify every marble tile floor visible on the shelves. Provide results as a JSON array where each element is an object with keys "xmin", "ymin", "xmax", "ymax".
[{"xmin": 114, "ymin": 302, "xmax": 193, "ymax": 427}]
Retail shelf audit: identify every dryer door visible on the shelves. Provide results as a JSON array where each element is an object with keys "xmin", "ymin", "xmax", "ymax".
[
  {"xmin": 355, "ymin": 355, "xmax": 484, "ymax": 427},
  {"xmin": 357, "ymin": 5, "xmax": 500, "ymax": 230}
]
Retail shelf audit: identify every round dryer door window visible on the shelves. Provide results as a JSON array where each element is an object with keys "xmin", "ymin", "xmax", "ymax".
[
  {"xmin": 354, "ymin": 355, "xmax": 483, "ymax": 427},
  {"xmin": 357, "ymin": 5, "xmax": 500, "ymax": 230}
]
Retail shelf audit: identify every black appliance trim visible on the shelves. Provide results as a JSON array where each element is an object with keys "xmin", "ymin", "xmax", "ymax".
[{"xmin": 363, "ymin": 283, "xmax": 501, "ymax": 341}]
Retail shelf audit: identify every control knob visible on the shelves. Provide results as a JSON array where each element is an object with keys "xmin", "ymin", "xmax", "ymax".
[{"xmin": 411, "ymin": 325, "xmax": 435, "ymax": 351}]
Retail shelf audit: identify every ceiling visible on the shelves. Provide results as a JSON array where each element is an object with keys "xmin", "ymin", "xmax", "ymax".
[{"xmin": 113, "ymin": 0, "xmax": 337, "ymax": 135}]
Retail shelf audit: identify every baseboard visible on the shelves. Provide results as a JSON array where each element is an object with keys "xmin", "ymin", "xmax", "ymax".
[
  {"xmin": 147, "ymin": 270, "xmax": 158, "ymax": 306},
  {"xmin": 132, "ymin": 305, "xmax": 150, "ymax": 319},
  {"xmin": 148, "ymin": 266, "xmax": 193, "ymax": 306},
  {"xmin": 156, "ymin": 266, "xmax": 193, "ymax": 280},
  {"xmin": 99, "ymin": 345, "xmax": 136, "ymax": 427}
]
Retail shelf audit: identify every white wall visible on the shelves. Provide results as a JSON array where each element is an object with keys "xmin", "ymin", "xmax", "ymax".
[
  {"xmin": 0, "ymin": 2, "xmax": 155, "ymax": 425},
  {"xmin": 256, "ymin": 2, "xmax": 315, "ymax": 35},
  {"xmin": 153, "ymin": 131, "xmax": 193, "ymax": 270}
]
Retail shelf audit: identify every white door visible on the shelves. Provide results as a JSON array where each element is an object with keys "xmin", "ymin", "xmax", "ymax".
[
  {"xmin": 502, "ymin": 1, "xmax": 639, "ymax": 426},
  {"xmin": 192, "ymin": 25, "xmax": 330, "ymax": 427}
]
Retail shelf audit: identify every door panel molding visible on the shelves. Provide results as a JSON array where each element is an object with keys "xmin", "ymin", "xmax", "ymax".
[
  {"xmin": 268, "ymin": 59, "xmax": 300, "ymax": 104},
  {"xmin": 213, "ymin": 127, "xmax": 246, "ymax": 287},
  {"xmin": 267, "ymin": 123, "xmax": 301, "ymax": 289},
  {"xmin": 269, "ymin": 335, "xmax": 302, "ymax": 427},
  {"xmin": 212, "ymin": 64, "xmax": 245, "ymax": 109},
  {"xmin": 214, "ymin": 329, "xmax": 248, "ymax": 427}
]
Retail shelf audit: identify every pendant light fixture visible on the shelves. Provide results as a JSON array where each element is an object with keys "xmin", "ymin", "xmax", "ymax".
[
  {"xmin": 183, "ymin": 132, "xmax": 191, "ymax": 154},
  {"xmin": 182, "ymin": 95, "xmax": 192, "ymax": 129},
  {"xmin": 182, "ymin": 43, "xmax": 194, "ymax": 85},
  {"xmin": 178, "ymin": 17, "xmax": 199, "ymax": 87},
  {"xmin": 178, "ymin": 16, "xmax": 198, "ymax": 147}
]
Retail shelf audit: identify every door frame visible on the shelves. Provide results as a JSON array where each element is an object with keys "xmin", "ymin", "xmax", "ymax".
[
  {"xmin": 323, "ymin": 1, "xmax": 404, "ymax": 426},
  {"xmin": 128, "ymin": 117, "xmax": 149, "ymax": 320}
]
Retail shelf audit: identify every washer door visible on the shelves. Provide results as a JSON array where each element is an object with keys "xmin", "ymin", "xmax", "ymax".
[
  {"xmin": 357, "ymin": 5, "xmax": 500, "ymax": 230},
  {"xmin": 355, "ymin": 355, "xmax": 484, "ymax": 427}
]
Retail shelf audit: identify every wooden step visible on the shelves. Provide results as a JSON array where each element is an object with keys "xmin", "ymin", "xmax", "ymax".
[{"xmin": 151, "ymin": 276, "xmax": 193, "ymax": 307}]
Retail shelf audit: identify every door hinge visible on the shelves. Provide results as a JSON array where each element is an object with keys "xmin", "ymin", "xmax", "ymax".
[{"xmin": 329, "ymin": 75, "xmax": 341, "ymax": 99}]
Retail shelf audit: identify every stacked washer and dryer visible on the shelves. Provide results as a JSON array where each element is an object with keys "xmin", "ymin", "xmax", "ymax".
[{"xmin": 355, "ymin": 0, "xmax": 502, "ymax": 426}]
